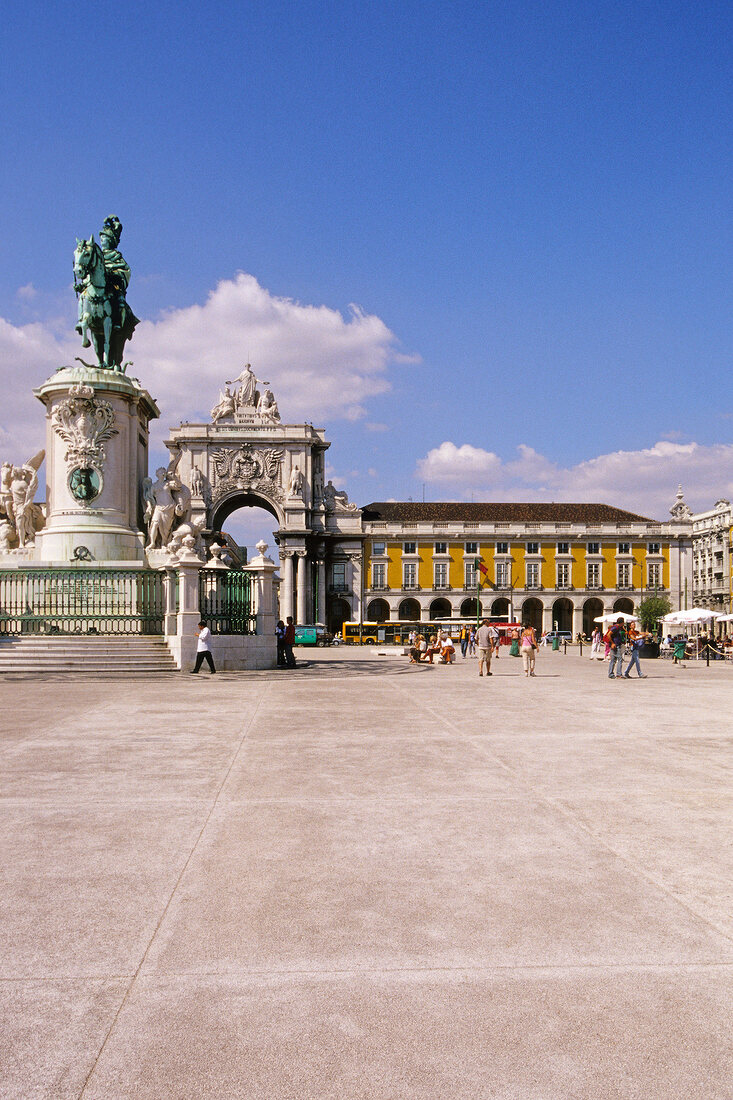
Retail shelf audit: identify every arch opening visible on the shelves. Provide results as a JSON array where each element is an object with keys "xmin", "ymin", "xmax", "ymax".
[
  {"xmin": 552, "ymin": 597, "xmax": 574, "ymax": 633},
  {"xmin": 210, "ymin": 494, "xmax": 282, "ymax": 562},
  {"xmin": 399, "ymin": 598, "xmax": 421, "ymax": 620},
  {"xmin": 429, "ymin": 597, "xmax": 452, "ymax": 620},
  {"xmin": 521, "ymin": 597, "xmax": 543, "ymax": 633},
  {"xmin": 491, "ymin": 597, "xmax": 510, "ymax": 621},
  {"xmin": 583, "ymin": 597, "xmax": 604, "ymax": 636},
  {"xmin": 367, "ymin": 598, "xmax": 390, "ymax": 623}
]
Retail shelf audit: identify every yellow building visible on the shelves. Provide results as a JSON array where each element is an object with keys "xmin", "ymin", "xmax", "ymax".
[{"xmin": 357, "ymin": 501, "xmax": 687, "ymax": 636}]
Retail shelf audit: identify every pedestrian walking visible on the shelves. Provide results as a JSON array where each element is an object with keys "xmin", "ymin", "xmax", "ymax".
[
  {"xmin": 283, "ymin": 615, "xmax": 297, "ymax": 668},
  {"xmin": 520, "ymin": 623, "xmax": 537, "ymax": 676},
  {"xmin": 190, "ymin": 620, "xmax": 216, "ymax": 675},
  {"xmin": 476, "ymin": 618, "xmax": 494, "ymax": 677},
  {"xmin": 624, "ymin": 624, "xmax": 649, "ymax": 678},
  {"xmin": 468, "ymin": 626, "xmax": 476, "ymax": 657},
  {"xmin": 459, "ymin": 623, "xmax": 469, "ymax": 659},
  {"xmin": 607, "ymin": 618, "xmax": 626, "ymax": 679}
]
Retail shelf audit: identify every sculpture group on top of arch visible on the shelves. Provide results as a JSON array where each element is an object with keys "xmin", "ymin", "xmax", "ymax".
[{"xmin": 210, "ymin": 363, "xmax": 281, "ymax": 424}]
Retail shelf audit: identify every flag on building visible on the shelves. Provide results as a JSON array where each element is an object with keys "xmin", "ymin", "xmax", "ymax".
[{"xmin": 474, "ymin": 558, "xmax": 497, "ymax": 590}]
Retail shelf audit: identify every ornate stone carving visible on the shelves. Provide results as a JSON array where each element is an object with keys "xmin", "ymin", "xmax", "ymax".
[
  {"xmin": 210, "ymin": 445, "xmax": 284, "ymax": 505},
  {"xmin": 257, "ymin": 389, "xmax": 281, "ymax": 423},
  {"xmin": 210, "ymin": 369, "xmax": 282, "ymax": 424},
  {"xmin": 142, "ymin": 454, "xmax": 193, "ymax": 550},
  {"xmin": 323, "ymin": 479, "xmax": 357, "ymax": 512},
  {"xmin": 51, "ymin": 384, "xmax": 118, "ymax": 478},
  {"xmin": 288, "ymin": 464, "xmax": 304, "ymax": 497},
  {"xmin": 669, "ymin": 485, "xmax": 692, "ymax": 521},
  {"xmin": 211, "ymin": 388, "xmax": 236, "ymax": 423},
  {"xmin": 0, "ymin": 450, "xmax": 46, "ymax": 549},
  {"xmin": 225, "ymin": 364, "xmax": 269, "ymax": 410}
]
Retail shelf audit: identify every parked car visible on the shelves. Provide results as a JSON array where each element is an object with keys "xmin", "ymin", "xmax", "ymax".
[
  {"xmin": 542, "ymin": 630, "xmax": 573, "ymax": 644},
  {"xmin": 293, "ymin": 623, "xmax": 338, "ymax": 646}
]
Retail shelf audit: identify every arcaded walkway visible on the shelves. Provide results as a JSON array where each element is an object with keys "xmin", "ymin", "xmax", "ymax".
[{"xmin": 2, "ymin": 649, "xmax": 732, "ymax": 1098}]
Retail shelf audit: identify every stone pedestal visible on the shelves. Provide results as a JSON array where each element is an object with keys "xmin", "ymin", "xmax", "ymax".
[{"xmin": 33, "ymin": 366, "xmax": 159, "ymax": 564}]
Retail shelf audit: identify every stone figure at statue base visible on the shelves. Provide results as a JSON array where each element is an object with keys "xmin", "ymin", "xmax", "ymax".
[{"xmin": 0, "ymin": 451, "xmax": 46, "ymax": 551}]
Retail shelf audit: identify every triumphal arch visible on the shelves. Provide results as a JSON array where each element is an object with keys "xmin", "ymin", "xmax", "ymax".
[{"xmin": 164, "ymin": 364, "xmax": 363, "ymax": 625}]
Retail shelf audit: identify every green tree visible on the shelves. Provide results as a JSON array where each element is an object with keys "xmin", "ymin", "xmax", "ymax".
[{"xmin": 637, "ymin": 595, "xmax": 671, "ymax": 632}]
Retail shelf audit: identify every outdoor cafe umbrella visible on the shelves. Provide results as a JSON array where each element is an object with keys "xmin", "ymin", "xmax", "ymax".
[{"xmin": 593, "ymin": 613, "xmax": 637, "ymax": 625}]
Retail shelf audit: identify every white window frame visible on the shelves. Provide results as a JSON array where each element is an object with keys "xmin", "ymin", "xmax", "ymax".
[{"xmin": 557, "ymin": 562, "xmax": 571, "ymax": 589}]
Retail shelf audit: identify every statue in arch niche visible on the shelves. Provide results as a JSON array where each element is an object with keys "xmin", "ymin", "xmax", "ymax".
[{"xmin": 289, "ymin": 464, "xmax": 304, "ymax": 497}]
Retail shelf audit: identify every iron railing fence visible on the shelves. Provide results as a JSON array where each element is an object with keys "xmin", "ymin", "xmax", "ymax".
[
  {"xmin": 198, "ymin": 568, "xmax": 257, "ymax": 634},
  {"xmin": 0, "ymin": 568, "xmax": 165, "ymax": 635}
]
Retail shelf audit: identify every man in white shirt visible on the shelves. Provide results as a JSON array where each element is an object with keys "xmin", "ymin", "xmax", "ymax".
[
  {"xmin": 190, "ymin": 620, "xmax": 216, "ymax": 674},
  {"xmin": 476, "ymin": 619, "xmax": 494, "ymax": 678}
]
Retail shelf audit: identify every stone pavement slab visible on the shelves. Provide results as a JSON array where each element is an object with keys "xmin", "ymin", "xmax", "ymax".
[{"xmin": 1, "ymin": 648, "xmax": 732, "ymax": 1098}]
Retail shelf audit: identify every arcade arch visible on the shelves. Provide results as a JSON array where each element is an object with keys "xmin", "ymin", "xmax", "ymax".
[
  {"xmin": 460, "ymin": 597, "xmax": 479, "ymax": 618},
  {"xmin": 583, "ymin": 597, "xmax": 604, "ymax": 636},
  {"xmin": 613, "ymin": 597, "xmax": 635, "ymax": 615},
  {"xmin": 491, "ymin": 597, "xmax": 510, "ymax": 621},
  {"xmin": 552, "ymin": 597, "xmax": 573, "ymax": 633},
  {"xmin": 367, "ymin": 598, "xmax": 390, "ymax": 623},
  {"xmin": 429, "ymin": 597, "xmax": 452, "ymax": 619},
  {"xmin": 521, "ymin": 597, "xmax": 543, "ymax": 633},
  {"xmin": 399, "ymin": 597, "xmax": 421, "ymax": 620}
]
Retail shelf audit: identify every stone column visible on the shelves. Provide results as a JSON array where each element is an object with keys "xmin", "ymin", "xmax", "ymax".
[
  {"xmin": 280, "ymin": 550, "xmax": 294, "ymax": 620},
  {"xmin": 296, "ymin": 551, "xmax": 307, "ymax": 624},
  {"xmin": 317, "ymin": 558, "xmax": 327, "ymax": 624},
  {"xmin": 349, "ymin": 553, "xmax": 362, "ymax": 622},
  {"xmin": 174, "ymin": 540, "xmax": 205, "ymax": 670},
  {"xmin": 572, "ymin": 603, "xmax": 583, "ymax": 638},
  {"xmin": 163, "ymin": 567, "xmax": 178, "ymax": 636},
  {"xmin": 248, "ymin": 540, "xmax": 278, "ymax": 667}
]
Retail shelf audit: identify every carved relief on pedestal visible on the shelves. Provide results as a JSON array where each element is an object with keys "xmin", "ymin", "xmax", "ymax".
[
  {"xmin": 51, "ymin": 383, "xmax": 118, "ymax": 505},
  {"xmin": 209, "ymin": 445, "xmax": 284, "ymax": 508}
]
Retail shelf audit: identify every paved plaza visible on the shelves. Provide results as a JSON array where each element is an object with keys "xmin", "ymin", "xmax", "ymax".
[{"xmin": 2, "ymin": 647, "xmax": 733, "ymax": 1099}]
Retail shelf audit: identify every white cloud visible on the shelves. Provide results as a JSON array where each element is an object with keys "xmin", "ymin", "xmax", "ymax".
[
  {"xmin": 417, "ymin": 439, "xmax": 733, "ymax": 518},
  {"xmin": 0, "ymin": 272, "xmax": 411, "ymax": 460},
  {"xmin": 134, "ymin": 274, "xmax": 403, "ymax": 446}
]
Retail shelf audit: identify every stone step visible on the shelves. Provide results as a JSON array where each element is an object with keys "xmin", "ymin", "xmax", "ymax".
[{"xmin": 0, "ymin": 636, "xmax": 177, "ymax": 672}]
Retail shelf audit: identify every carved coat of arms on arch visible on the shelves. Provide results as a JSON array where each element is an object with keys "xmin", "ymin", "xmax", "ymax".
[{"xmin": 210, "ymin": 445, "xmax": 285, "ymax": 507}]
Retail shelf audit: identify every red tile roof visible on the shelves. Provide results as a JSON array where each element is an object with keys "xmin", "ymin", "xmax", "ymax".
[{"xmin": 361, "ymin": 501, "xmax": 660, "ymax": 524}]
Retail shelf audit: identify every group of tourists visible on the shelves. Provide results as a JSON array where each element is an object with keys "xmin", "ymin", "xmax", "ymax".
[
  {"xmin": 408, "ymin": 631, "xmax": 456, "ymax": 664},
  {"xmin": 587, "ymin": 618, "xmax": 650, "ymax": 678}
]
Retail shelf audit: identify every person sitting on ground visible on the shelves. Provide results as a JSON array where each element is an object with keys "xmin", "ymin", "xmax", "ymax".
[{"xmin": 438, "ymin": 631, "xmax": 455, "ymax": 664}]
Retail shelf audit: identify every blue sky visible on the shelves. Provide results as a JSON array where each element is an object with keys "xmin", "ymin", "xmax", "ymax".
[{"xmin": 2, "ymin": 1, "xmax": 733, "ymax": 546}]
